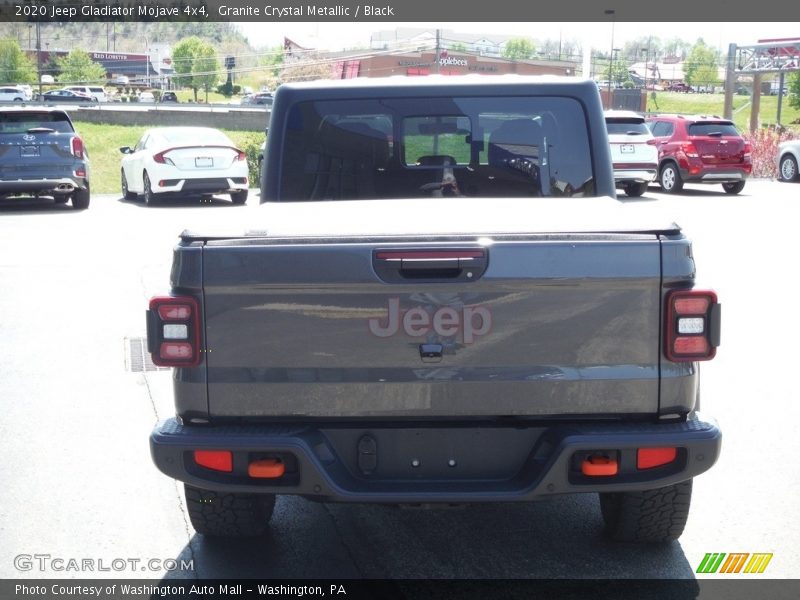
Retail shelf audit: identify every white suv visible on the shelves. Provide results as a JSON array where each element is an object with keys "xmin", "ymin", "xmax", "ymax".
[
  {"xmin": 65, "ymin": 86, "xmax": 108, "ymax": 103},
  {"xmin": 0, "ymin": 86, "xmax": 26, "ymax": 102},
  {"xmin": 604, "ymin": 110, "xmax": 658, "ymax": 197}
]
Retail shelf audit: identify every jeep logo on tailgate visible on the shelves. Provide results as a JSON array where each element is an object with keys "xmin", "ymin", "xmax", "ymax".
[{"xmin": 368, "ymin": 298, "xmax": 492, "ymax": 344}]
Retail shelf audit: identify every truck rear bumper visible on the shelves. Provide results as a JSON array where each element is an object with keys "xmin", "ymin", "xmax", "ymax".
[{"xmin": 150, "ymin": 414, "xmax": 721, "ymax": 502}]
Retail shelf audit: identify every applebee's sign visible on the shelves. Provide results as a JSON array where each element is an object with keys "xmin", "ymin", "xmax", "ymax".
[{"xmin": 368, "ymin": 298, "xmax": 492, "ymax": 344}]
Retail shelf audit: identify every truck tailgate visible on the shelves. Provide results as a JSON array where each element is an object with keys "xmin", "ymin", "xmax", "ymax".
[{"xmin": 198, "ymin": 199, "xmax": 672, "ymax": 418}]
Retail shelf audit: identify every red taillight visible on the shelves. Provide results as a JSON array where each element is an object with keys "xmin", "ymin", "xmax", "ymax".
[
  {"xmin": 153, "ymin": 151, "xmax": 167, "ymax": 164},
  {"xmin": 665, "ymin": 290, "xmax": 720, "ymax": 362},
  {"xmin": 148, "ymin": 296, "xmax": 202, "ymax": 367},
  {"xmin": 71, "ymin": 136, "xmax": 84, "ymax": 159},
  {"xmin": 158, "ymin": 304, "xmax": 192, "ymax": 320},
  {"xmin": 236, "ymin": 150, "xmax": 246, "ymax": 161},
  {"xmin": 681, "ymin": 142, "xmax": 699, "ymax": 158},
  {"xmin": 194, "ymin": 450, "xmax": 232, "ymax": 472},
  {"xmin": 646, "ymin": 138, "xmax": 657, "ymax": 146},
  {"xmin": 637, "ymin": 447, "xmax": 677, "ymax": 469},
  {"xmin": 674, "ymin": 297, "xmax": 709, "ymax": 315},
  {"xmin": 743, "ymin": 141, "xmax": 752, "ymax": 154}
]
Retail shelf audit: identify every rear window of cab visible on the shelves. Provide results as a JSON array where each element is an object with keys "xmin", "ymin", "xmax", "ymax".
[{"xmin": 279, "ymin": 95, "xmax": 596, "ymax": 200}]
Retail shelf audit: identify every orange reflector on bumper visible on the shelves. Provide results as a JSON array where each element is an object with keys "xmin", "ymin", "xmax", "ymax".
[
  {"xmin": 248, "ymin": 458, "xmax": 285, "ymax": 479},
  {"xmin": 637, "ymin": 447, "xmax": 677, "ymax": 469},
  {"xmin": 194, "ymin": 450, "xmax": 232, "ymax": 472},
  {"xmin": 581, "ymin": 455, "xmax": 618, "ymax": 476}
]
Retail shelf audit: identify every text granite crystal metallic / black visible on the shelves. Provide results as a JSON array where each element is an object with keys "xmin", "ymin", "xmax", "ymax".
[{"xmin": 147, "ymin": 75, "xmax": 722, "ymax": 542}]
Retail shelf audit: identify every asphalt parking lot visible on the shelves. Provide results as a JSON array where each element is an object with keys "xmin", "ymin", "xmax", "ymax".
[{"xmin": 0, "ymin": 180, "xmax": 798, "ymax": 585}]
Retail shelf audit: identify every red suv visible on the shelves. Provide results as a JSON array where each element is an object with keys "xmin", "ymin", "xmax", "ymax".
[{"xmin": 646, "ymin": 115, "xmax": 752, "ymax": 194}]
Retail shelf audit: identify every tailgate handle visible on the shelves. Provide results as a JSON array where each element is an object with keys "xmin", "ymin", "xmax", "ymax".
[{"xmin": 373, "ymin": 249, "xmax": 488, "ymax": 283}]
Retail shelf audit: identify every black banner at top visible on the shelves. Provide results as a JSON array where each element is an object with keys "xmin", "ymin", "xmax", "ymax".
[{"xmin": 1, "ymin": 0, "xmax": 799, "ymax": 22}]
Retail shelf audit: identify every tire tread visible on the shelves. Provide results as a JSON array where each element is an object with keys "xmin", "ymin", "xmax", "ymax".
[
  {"xmin": 600, "ymin": 480, "xmax": 692, "ymax": 543},
  {"xmin": 184, "ymin": 485, "xmax": 275, "ymax": 538}
]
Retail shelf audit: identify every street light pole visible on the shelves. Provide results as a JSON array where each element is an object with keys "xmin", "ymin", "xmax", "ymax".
[
  {"xmin": 604, "ymin": 9, "xmax": 616, "ymax": 108},
  {"xmin": 35, "ymin": 22, "xmax": 42, "ymax": 97}
]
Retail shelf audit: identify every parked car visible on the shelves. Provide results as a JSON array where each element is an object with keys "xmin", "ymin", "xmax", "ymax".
[
  {"xmin": 40, "ymin": 89, "xmax": 97, "ymax": 103},
  {"xmin": 0, "ymin": 107, "xmax": 91, "ymax": 208},
  {"xmin": 646, "ymin": 114, "xmax": 751, "ymax": 194},
  {"xmin": 241, "ymin": 92, "xmax": 273, "ymax": 106},
  {"xmin": 604, "ymin": 110, "xmax": 658, "ymax": 197},
  {"xmin": 160, "ymin": 91, "xmax": 178, "ymax": 103},
  {"xmin": 64, "ymin": 85, "xmax": 108, "ymax": 102},
  {"xmin": 119, "ymin": 127, "xmax": 249, "ymax": 205},
  {"xmin": 16, "ymin": 84, "xmax": 33, "ymax": 100},
  {"xmin": 114, "ymin": 75, "xmax": 129, "ymax": 85},
  {"xmin": 0, "ymin": 86, "xmax": 27, "ymax": 102},
  {"xmin": 667, "ymin": 82, "xmax": 693, "ymax": 93},
  {"xmin": 777, "ymin": 139, "xmax": 800, "ymax": 182},
  {"xmin": 251, "ymin": 92, "xmax": 273, "ymax": 106},
  {"xmin": 138, "ymin": 91, "xmax": 155, "ymax": 103}
]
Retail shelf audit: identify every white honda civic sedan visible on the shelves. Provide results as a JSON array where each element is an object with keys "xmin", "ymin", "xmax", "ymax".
[{"xmin": 119, "ymin": 127, "xmax": 249, "ymax": 205}]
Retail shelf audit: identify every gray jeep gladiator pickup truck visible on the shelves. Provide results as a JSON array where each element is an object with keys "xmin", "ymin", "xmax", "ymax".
[{"xmin": 148, "ymin": 76, "xmax": 721, "ymax": 543}]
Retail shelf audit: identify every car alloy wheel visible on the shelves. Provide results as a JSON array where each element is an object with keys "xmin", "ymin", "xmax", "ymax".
[
  {"xmin": 660, "ymin": 164, "xmax": 683, "ymax": 193},
  {"xmin": 780, "ymin": 155, "xmax": 798, "ymax": 182},
  {"xmin": 143, "ymin": 172, "xmax": 156, "ymax": 206},
  {"xmin": 121, "ymin": 170, "xmax": 136, "ymax": 200}
]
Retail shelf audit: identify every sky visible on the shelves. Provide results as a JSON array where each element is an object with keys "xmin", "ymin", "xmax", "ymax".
[{"xmin": 235, "ymin": 22, "xmax": 800, "ymax": 54}]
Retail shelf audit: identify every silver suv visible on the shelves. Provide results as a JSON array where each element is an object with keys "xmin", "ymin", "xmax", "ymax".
[{"xmin": 0, "ymin": 107, "xmax": 91, "ymax": 209}]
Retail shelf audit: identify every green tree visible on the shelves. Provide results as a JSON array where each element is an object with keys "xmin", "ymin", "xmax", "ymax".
[
  {"xmin": 604, "ymin": 58, "xmax": 632, "ymax": 87},
  {"xmin": 503, "ymin": 38, "xmax": 535, "ymax": 60},
  {"xmin": 254, "ymin": 46, "xmax": 284, "ymax": 90},
  {"xmin": 193, "ymin": 43, "xmax": 219, "ymax": 102},
  {"xmin": 172, "ymin": 36, "xmax": 219, "ymax": 102},
  {"xmin": 789, "ymin": 72, "xmax": 800, "ymax": 110},
  {"xmin": 57, "ymin": 49, "xmax": 107, "ymax": 84},
  {"xmin": 0, "ymin": 38, "xmax": 36, "ymax": 84},
  {"xmin": 684, "ymin": 40, "xmax": 719, "ymax": 88}
]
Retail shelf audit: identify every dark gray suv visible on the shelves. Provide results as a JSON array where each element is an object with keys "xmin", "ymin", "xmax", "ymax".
[{"xmin": 0, "ymin": 107, "xmax": 90, "ymax": 209}]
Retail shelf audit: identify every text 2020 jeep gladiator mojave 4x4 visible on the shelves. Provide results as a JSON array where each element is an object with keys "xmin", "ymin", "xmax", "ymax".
[{"xmin": 147, "ymin": 76, "xmax": 721, "ymax": 543}]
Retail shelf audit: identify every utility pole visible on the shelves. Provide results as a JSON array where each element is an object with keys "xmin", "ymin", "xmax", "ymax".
[
  {"xmin": 434, "ymin": 28, "xmax": 441, "ymax": 74},
  {"xmin": 723, "ymin": 43, "xmax": 736, "ymax": 120}
]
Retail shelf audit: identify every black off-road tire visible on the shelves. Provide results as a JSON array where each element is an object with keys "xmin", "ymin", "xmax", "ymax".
[
  {"xmin": 71, "ymin": 186, "xmax": 90, "ymax": 210},
  {"xmin": 184, "ymin": 485, "xmax": 276, "ymax": 538},
  {"xmin": 722, "ymin": 181, "xmax": 745, "ymax": 195},
  {"xmin": 624, "ymin": 182, "xmax": 649, "ymax": 197},
  {"xmin": 599, "ymin": 479, "xmax": 692, "ymax": 543},
  {"xmin": 231, "ymin": 190, "xmax": 248, "ymax": 205}
]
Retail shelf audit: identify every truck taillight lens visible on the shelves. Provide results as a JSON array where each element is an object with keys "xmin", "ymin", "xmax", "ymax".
[
  {"xmin": 147, "ymin": 296, "xmax": 202, "ymax": 367},
  {"xmin": 71, "ymin": 136, "xmax": 84, "ymax": 159},
  {"xmin": 665, "ymin": 290, "xmax": 720, "ymax": 362}
]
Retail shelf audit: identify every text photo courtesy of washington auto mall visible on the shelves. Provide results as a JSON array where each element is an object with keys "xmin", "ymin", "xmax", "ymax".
[{"xmin": 1, "ymin": 0, "xmax": 800, "ymax": 599}]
